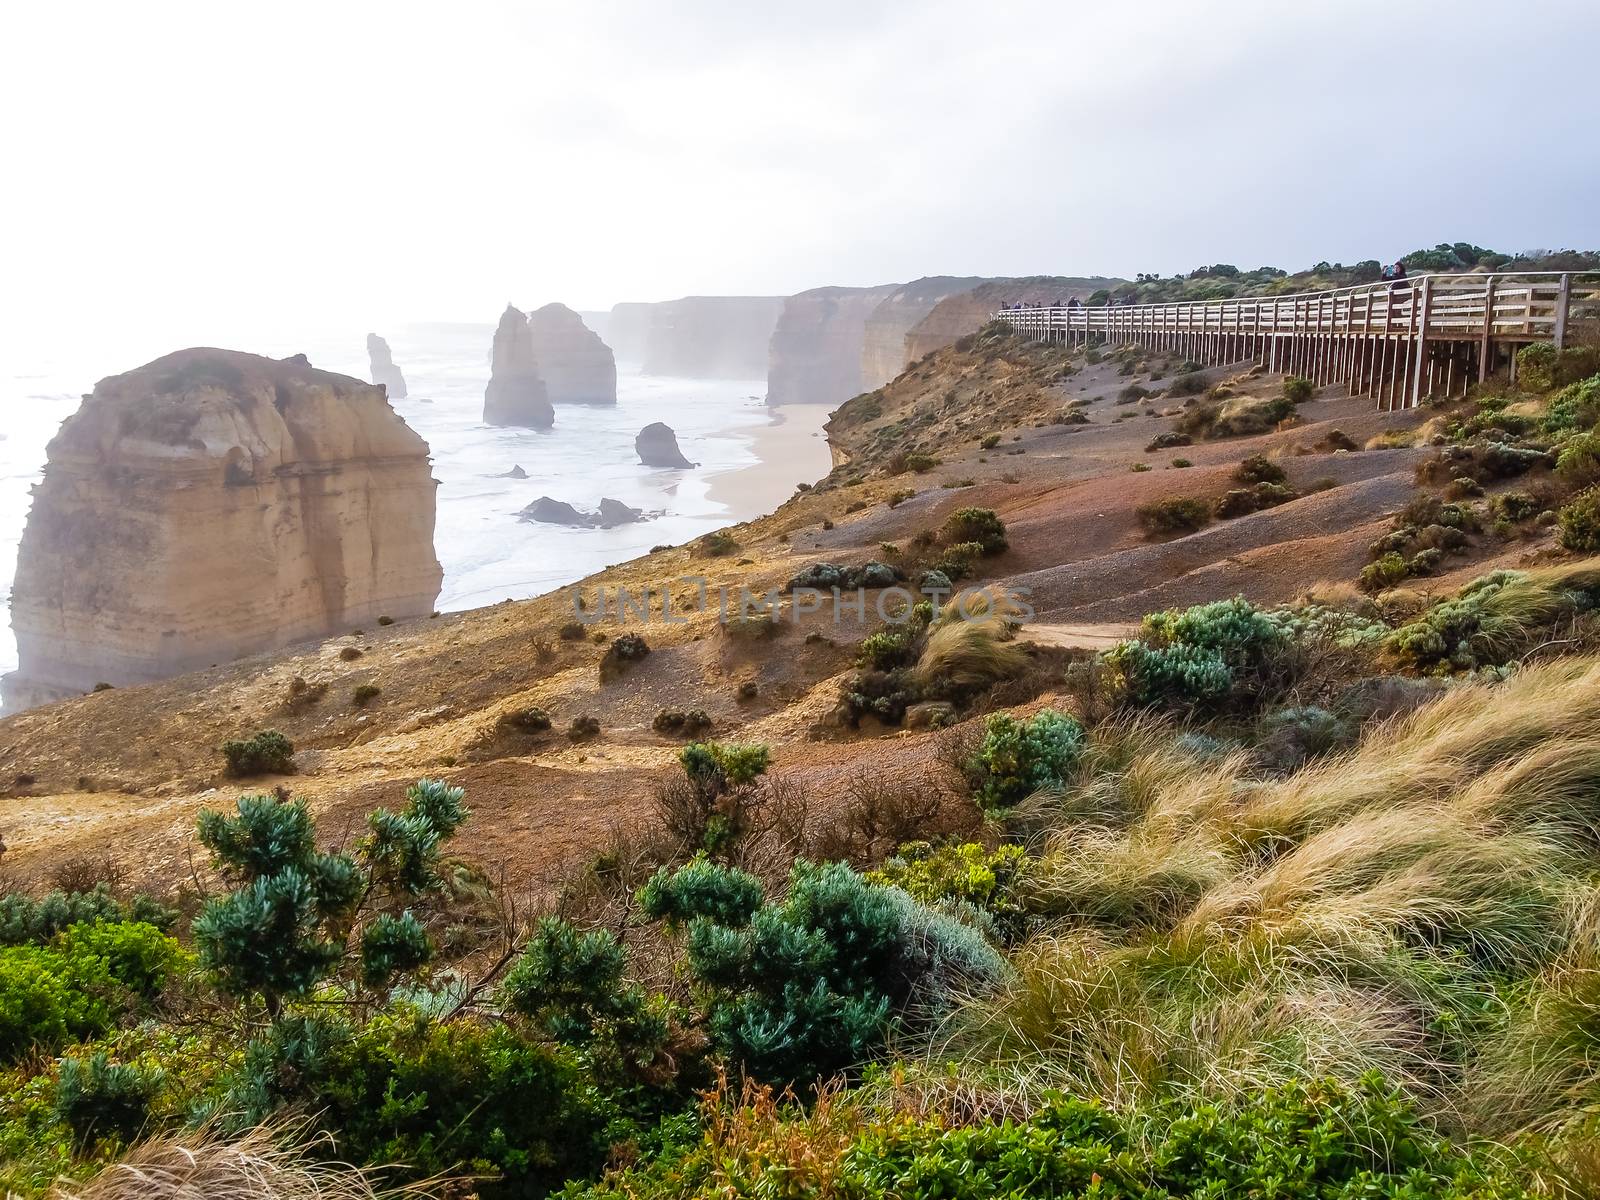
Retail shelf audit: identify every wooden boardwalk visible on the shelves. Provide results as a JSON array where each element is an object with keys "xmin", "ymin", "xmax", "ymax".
[{"xmin": 996, "ymin": 271, "xmax": 1600, "ymax": 410}]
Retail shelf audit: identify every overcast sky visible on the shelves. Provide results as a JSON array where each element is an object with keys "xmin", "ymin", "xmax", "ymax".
[{"xmin": 3, "ymin": 0, "xmax": 1597, "ymax": 346}]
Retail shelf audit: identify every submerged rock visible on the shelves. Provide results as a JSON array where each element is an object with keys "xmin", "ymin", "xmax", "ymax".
[
  {"xmin": 483, "ymin": 305, "xmax": 553, "ymax": 428},
  {"xmin": 496, "ymin": 465, "xmax": 529, "ymax": 479},
  {"xmin": 2, "ymin": 348, "xmax": 442, "ymax": 713},
  {"xmin": 636, "ymin": 421, "xmax": 693, "ymax": 469},
  {"xmin": 527, "ymin": 303, "xmax": 617, "ymax": 404},
  {"xmin": 519, "ymin": 495, "xmax": 646, "ymax": 529},
  {"xmin": 366, "ymin": 332, "xmax": 407, "ymax": 399}
]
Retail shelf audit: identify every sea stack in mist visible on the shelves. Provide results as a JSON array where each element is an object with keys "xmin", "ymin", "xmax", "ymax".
[
  {"xmin": 2, "ymin": 349, "xmax": 442, "ymax": 713},
  {"xmin": 527, "ymin": 303, "xmax": 617, "ymax": 404},
  {"xmin": 636, "ymin": 421, "xmax": 693, "ymax": 469},
  {"xmin": 483, "ymin": 305, "xmax": 554, "ymax": 428},
  {"xmin": 366, "ymin": 332, "xmax": 408, "ymax": 399}
]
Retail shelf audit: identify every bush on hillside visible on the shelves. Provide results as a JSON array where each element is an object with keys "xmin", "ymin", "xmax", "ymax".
[
  {"xmin": 1233, "ymin": 454, "xmax": 1286, "ymax": 486},
  {"xmin": 0, "ymin": 885, "xmax": 174, "ymax": 947},
  {"xmin": 1557, "ymin": 488, "xmax": 1600, "ymax": 552},
  {"xmin": 219, "ymin": 730, "xmax": 294, "ymax": 776},
  {"xmin": 1282, "ymin": 374, "xmax": 1315, "ymax": 403},
  {"xmin": 1136, "ymin": 496, "xmax": 1211, "ymax": 536},
  {"xmin": 1544, "ymin": 373, "xmax": 1600, "ymax": 434},
  {"xmin": 1214, "ymin": 481, "xmax": 1297, "ymax": 519},
  {"xmin": 54, "ymin": 1051, "xmax": 164, "ymax": 1148},
  {"xmin": 599, "ymin": 632, "xmax": 651, "ymax": 680},
  {"xmin": 1105, "ymin": 597, "xmax": 1291, "ymax": 712},
  {"xmin": 967, "ymin": 709, "xmax": 1085, "ymax": 808},
  {"xmin": 940, "ymin": 508, "xmax": 1008, "ymax": 554}
]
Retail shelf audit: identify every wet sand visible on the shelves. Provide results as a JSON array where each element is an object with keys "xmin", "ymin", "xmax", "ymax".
[{"xmin": 705, "ymin": 403, "xmax": 835, "ymax": 518}]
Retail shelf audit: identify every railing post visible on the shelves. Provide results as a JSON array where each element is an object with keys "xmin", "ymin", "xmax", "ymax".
[
  {"xmin": 1554, "ymin": 273, "xmax": 1572, "ymax": 349},
  {"xmin": 1479, "ymin": 275, "xmax": 1497, "ymax": 383},
  {"xmin": 1411, "ymin": 276, "xmax": 1433, "ymax": 410}
]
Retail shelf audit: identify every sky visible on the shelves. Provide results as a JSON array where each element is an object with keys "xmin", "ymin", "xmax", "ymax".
[{"xmin": 2, "ymin": 0, "xmax": 1597, "ymax": 348}]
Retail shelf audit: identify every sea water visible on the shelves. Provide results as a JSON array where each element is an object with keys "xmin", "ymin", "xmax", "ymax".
[{"xmin": 0, "ymin": 321, "xmax": 830, "ymax": 677}]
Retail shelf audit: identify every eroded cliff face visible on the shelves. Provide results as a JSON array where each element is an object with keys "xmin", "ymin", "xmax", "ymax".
[
  {"xmin": 606, "ymin": 302, "xmax": 654, "ymax": 364},
  {"xmin": 527, "ymin": 303, "xmax": 617, "ymax": 404},
  {"xmin": 2, "ymin": 348, "xmax": 442, "ymax": 713},
  {"xmin": 367, "ymin": 332, "xmax": 408, "ymax": 399},
  {"xmin": 859, "ymin": 277, "xmax": 988, "ymax": 389},
  {"xmin": 641, "ymin": 297, "xmax": 784, "ymax": 378},
  {"xmin": 483, "ymin": 305, "xmax": 554, "ymax": 427},
  {"xmin": 904, "ymin": 277, "xmax": 1116, "ymax": 362},
  {"xmin": 765, "ymin": 284, "xmax": 900, "ymax": 407}
]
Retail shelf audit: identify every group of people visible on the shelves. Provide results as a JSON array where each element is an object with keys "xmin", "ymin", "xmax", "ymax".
[{"xmin": 999, "ymin": 295, "xmax": 1092, "ymax": 310}]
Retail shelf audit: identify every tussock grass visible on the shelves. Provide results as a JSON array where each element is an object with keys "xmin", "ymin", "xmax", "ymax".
[
  {"xmin": 932, "ymin": 653, "xmax": 1600, "ymax": 1134},
  {"xmin": 50, "ymin": 1124, "xmax": 447, "ymax": 1200},
  {"xmin": 912, "ymin": 591, "xmax": 1028, "ymax": 691}
]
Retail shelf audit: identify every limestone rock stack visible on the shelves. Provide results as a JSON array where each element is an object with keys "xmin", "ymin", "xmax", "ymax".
[
  {"xmin": 2, "ymin": 349, "xmax": 443, "ymax": 713},
  {"xmin": 859, "ymin": 277, "xmax": 987, "ymax": 388},
  {"xmin": 606, "ymin": 302, "xmax": 654, "ymax": 363},
  {"xmin": 527, "ymin": 303, "xmax": 617, "ymax": 404},
  {"xmin": 483, "ymin": 305, "xmax": 554, "ymax": 428},
  {"xmin": 636, "ymin": 422, "xmax": 693, "ymax": 469},
  {"xmin": 366, "ymin": 332, "xmax": 408, "ymax": 399},
  {"xmin": 765, "ymin": 283, "xmax": 900, "ymax": 406}
]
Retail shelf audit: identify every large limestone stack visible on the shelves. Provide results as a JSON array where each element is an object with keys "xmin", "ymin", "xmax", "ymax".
[
  {"xmin": 483, "ymin": 305, "xmax": 554, "ymax": 427},
  {"xmin": 765, "ymin": 283, "xmax": 900, "ymax": 406},
  {"xmin": 641, "ymin": 297, "xmax": 785, "ymax": 378},
  {"xmin": 859, "ymin": 277, "xmax": 988, "ymax": 389},
  {"xmin": 366, "ymin": 332, "xmax": 408, "ymax": 399},
  {"xmin": 2, "ymin": 349, "xmax": 443, "ymax": 713},
  {"xmin": 905, "ymin": 277, "xmax": 1116, "ymax": 362},
  {"xmin": 527, "ymin": 303, "xmax": 617, "ymax": 404}
]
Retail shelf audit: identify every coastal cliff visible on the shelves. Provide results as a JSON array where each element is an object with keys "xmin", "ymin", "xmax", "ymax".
[
  {"xmin": 366, "ymin": 332, "xmax": 408, "ymax": 399},
  {"xmin": 2, "ymin": 348, "xmax": 442, "ymax": 713},
  {"xmin": 904, "ymin": 276, "xmax": 1114, "ymax": 361},
  {"xmin": 859, "ymin": 276, "xmax": 987, "ymax": 388},
  {"xmin": 640, "ymin": 296, "xmax": 784, "ymax": 378},
  {"xmin": 527, "ymin": 303, "xmax": 617, "ymax": 404},
  {"xmin": 483, "ymin": 305, "xmax": 554, "ymax": 427},
  {"xmin": 765, "ymin": 283, "xmax": 899, "ymax": 406}
]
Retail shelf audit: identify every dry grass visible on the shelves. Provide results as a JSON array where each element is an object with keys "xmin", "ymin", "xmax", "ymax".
[
  {"xmin": 912, "ymin": 591, "xmax": 1028, "ymax": 691},
  {"xmin": 932, "ymin": 653, "xmax": 1600, "ymax": 1131},
  {"xmin": 50, "ymin": 1124, "xmax": 449, "ymax": 1200}
]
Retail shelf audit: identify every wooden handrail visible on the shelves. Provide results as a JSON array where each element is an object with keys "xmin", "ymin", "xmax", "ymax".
[{"xmin": 994, "ymin": 271, "xmax": 1600, "ymax": 410}]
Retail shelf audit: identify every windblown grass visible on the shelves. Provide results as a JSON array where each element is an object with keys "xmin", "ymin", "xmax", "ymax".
[
  {"xmin": 933, "ymin": 653, "xmax": 1600, "ymax": 1135},
  {"xmin": 49, "ymin": 1124, "xmax": 447, "ymax": 1200},
  {"xmin": 912, "ymin": 591, "xmax": 1028, "ymax": 690}
]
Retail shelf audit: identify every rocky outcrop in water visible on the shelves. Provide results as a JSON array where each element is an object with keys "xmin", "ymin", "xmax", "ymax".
[
  {"xmin": 905, "ymin": 277, "xmax": 1115, "ymax": 362},
  {"xmin": 2, "ymin": 348, "xmax": 442, "ymax": 713},
  {"xmin": 366, "ymin": 333, "xmax": 407, "ymax": 399},
  {"xmin": 483, "ymin": 305, "xmax": 553, "ymax": 428},
  {"xmin": 642, "ymin": 297, "xmax": 784, "ymax": 378},
  {"xmin": 519, "ymin": 496, "xmax": 644, "ymax": 528},
  {"xmin": 860, "ymin": 277, "xmax": 987, "ymax": 388},
  {"xmin": 527, "ymin": 303, "xmax": 616, "ymax": 404},
  {"xmin": 636, "ymin": 422, "xmax": 693, "ymax": 469},
  {"xmin": 766, "ymin": 284, "xmax": 900, "ymax": 406},
  {"xmin": 496, "ymin": 464, "xmax": 528, "ymax": 479}
]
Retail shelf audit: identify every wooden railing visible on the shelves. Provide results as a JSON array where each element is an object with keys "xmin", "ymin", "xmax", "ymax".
[{"xmin": 994, "ymin": 272, "xmax": 1600, "ymax": 410}]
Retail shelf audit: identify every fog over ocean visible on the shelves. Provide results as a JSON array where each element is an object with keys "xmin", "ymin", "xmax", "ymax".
[{"xmin": 0, "ymin": 321, "xmax": 831, "ymax": 677}]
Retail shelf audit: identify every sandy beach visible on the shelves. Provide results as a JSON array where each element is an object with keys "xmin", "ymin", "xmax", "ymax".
[{"xmin": 705, "ymin": 403, "xmax": 836, "ymax": 517}]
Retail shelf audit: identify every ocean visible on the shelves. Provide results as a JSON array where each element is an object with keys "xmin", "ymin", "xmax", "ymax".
[{"xmin": 0, "ymin": 321, "xmax": 833, "ymax": 678}]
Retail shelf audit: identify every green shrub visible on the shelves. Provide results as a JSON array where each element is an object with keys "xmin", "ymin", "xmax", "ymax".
[
  {"xmin": 1233, "ymin": 454, "xmax": 1286, "ymax": 486},
  {"xmin": 857, "ymin": 628, "xmax": 918, "ymax": 671},
  {"xmin": 968, "ymin": 709, "xmax": 1085, "ymax": 808},
  {"xmin": 667, "ymin": 860, "xmax": 904, "ymax": 1086},
  {"xmin": 0, "ymin": 886, "xmax": 173, "ymax": 947},
  {"xmin": 54, "ymin": 1051, "xmax": 163, "ymax": 1148},
  {"xmin": 59, "ymin": 920, "xmax": 183, "ymax": 999},
  {"xmin": 194, "ymin": 780, "xmax": 467, "ymax": 1011},
  {"xmin": 1214, "ymin": 481, "xmax": 1297, "ymax": 518},
  {"xmin": 1168, "ymin": 371, "xmax": 1207, "ymax": 397},
  {"xmin": 1283, "ymin": 374, "xmax": 1315, "ymax": 403},
  {"xmin": 1360, "ymin": 551, "xmax": 1411, "ymax": 592},
  {"xmin": 1107, "ymin": 597, "xmax": 1291, "ymax": 712},
  {"xmin": 940, "ymin": 508, "xmax": 1008, "ymax": 554},
  {"xmin": 1145, "ymin": 431, "xmax": 1191, "ymax": 452},
  {"xmin": 1556, "ymin": 430, "xmax": 1600, "ymax": 487},
  {"xmin": 868, "ymin": 842, "xmax": 1028, "ymax": 937},
  {"xmin": 230, "ymin": 1011, "xmax": 611, "ymax": 1198},
  {"xmin": 1557, "ymin": 488, "xmax": 1600, "ymax": 552},
  {"xmin": 901, "ymin": 452, "xmax": 940, "ymax": 474},
  {"xmin": 219, "ymin": 730, "xmax": 294, "ymax": 776},
  {"xmin": 1544, "ymin": 373, "xmax": 1600, "ymax": 434},
  {"xmin": 1519, "ymin": 343, "xmax": 1600, "ymax": 392},
  {"xmin": 979, "ymin": 432, "xmax": 1001, "ymax": 449},
  {"xmin": 1136, "ymin": 496, "xmax": 1210, "ymax": 535},
  {"xmin": 351, "ymin": 684, "xmax": 381, "ymax": 707},
  {"xmin": 558, "ymin": 620, "xmax": 588, "ymax": 640},
  {"xmin": 886, "ymin": 488, "xmax": 916, "ymax": 508},
  {"xmin": 638, "ymin": 856, "xmax": 764, "ymax": 928}
]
